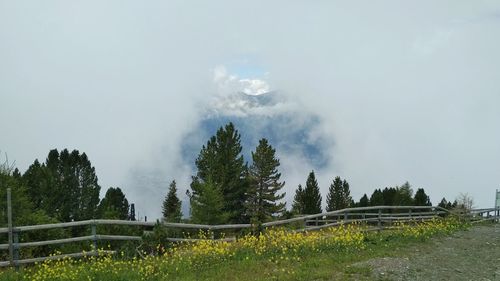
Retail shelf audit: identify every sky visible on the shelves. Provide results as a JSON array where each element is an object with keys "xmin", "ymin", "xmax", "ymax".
[{"xmin": 1, "ymin": 1, "xmax": 500, "ymax": 220}]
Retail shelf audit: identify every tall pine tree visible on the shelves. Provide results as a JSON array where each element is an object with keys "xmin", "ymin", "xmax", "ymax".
[
  {"xmin": 190, "ymin": 123, "xmax": 247, "ymax": 223},
  {"xmin": 302, "ymin": 171, "xmax": 322, "ymax": 214},
  {"xmin": 23, "ymin": 149, "xmax": 101, "ymax": 222},
  {"xmin": 414, "ymin": 188, "xmax": 431, "ymax": 206},
  {"xmin": 189, "ymin": 177, "xmax": 229, "ymax": 224},
  {"xmin": 394, "ymin": 182, "xmax": 414, "ymax": 206},
  {"xmin": 98, "ymin": 187, "xmax": 129, "ymax": 220},
  {"xmin": 369, "ymin": 189, "xmax": 384, "ymax": 206},
  {"xmin": 358, "ymin": 194, "xmax": 369, "ymax": 207},
  {"xmin": 245, "ymin": 138, "xmax": 286, "ymax": 224},
  {"xmin": 22, "ymin": 159, "xmax": 48, "ymax": 210},
  {"xmin": 162, "ymin": 180, "xmax": 182, "ymax": 222},
  {"xmin": 291, "ymin": 184, "xmax": 306, "ymax": 214},
  {"xmin": 326, "ymin": 177, "xmax": 352, "ymax": 211}
]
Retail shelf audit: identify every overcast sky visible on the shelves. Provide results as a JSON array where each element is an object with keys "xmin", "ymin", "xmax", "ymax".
[{"xmin": 1, "ymin": 1, "xmax": 500, "ymax": 219}]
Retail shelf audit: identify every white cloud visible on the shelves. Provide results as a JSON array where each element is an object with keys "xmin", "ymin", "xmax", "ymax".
[
  {"xmin": 212, "ymin": 65, "xmax": 270, "ymax": 96},
  {"xmin": 239, "ymin": 78, "xmax": 270, "ymax": 95},
  {"xmin": 209, "ymin": 65, "xmax": 280, "ymax": 116},
  {"xmin": 1, "ymin": 1, "xmax": 500, "ymax": 219}
]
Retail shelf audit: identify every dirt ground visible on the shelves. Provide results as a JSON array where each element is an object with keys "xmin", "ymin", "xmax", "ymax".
[{"xmin": 347, "ymin": 223, "xmax": 500, "ymax": 281}]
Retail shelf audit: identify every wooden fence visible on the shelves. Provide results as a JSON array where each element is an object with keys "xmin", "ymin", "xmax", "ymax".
[
  {"xmin": 0, "ymin": 204, "xmax": 469, "ymax": 268},
  {"xmin": 2, "ymin": 204, "xmax": 499, "ymax": 268}
]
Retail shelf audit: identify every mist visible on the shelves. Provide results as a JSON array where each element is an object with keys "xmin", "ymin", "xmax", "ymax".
[{"xmin": 1, "ymin": 1, "xmax": 499, "ymax": 219}]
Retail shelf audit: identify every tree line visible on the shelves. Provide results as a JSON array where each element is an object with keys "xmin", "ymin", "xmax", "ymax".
[
  {"xmin": 1, "ymin": 122, "xmax": 462, "ymax": 231},
  {"xmin": 161, "ymin": 122, "xmax": 448, "ymax": 226},
  {"xmin": 0, "ymin": 149, "xmax": 132, "ymax": 229}
]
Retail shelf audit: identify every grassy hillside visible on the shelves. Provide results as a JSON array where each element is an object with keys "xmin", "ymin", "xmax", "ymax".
[{"xmin": 0, "ymin": 218, "xmax": 467, "ymax": 281}]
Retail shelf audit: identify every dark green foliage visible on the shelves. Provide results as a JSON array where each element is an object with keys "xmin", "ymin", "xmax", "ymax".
[
  {"xmin": 358, "ymin": 194, "xmax": 369, "ymax": 207},
  {"xmin": 98, "ymin": 187, "xmax": 130, "ymax": 220},
  {"xmin": 162, "ymin": 180, "xmax": 182, "ymax": 222},
  {"xmin": 23, "ymin": 149, "xmax": 101, "ymax": 222},
  {"xmin": 302, "ymin": 171, "xmax": 322, "ymax": 214},
  {"xmin": 369, "ymin": 189, "xmax": 384, "ymax": 206},
  {"xmin": 0, "ymin": 164, "xmax": 67, "ymax": 259},
  {"xmin": 245, "ymin": 138, "xmax": 286, "ymax": 224},
  {"xmin": 189, "ymin": 178, "xmax": 230, "ymax": 225},
  {"xmin": 12, "ymin": 168, "xmax": 21, "ymax": 179},
  {"xmin": 382, "ymin": 187, "xmax": 397, "ymax": 206},
  {"xmin": 438, "ymin": 198, "xmax": 448, "ymax": 209},
  {"xmin": 377, "ymin": 182, "xmax": 414, "ymax": 209},
  {"xmin": 326, "ymin": 177, "xmax": 352, "ymax": 211},
  {"xmin": 0, "ymin": 169, "xmax": 40, "ymax": 227},
  {"xmin": 22, "ymin": 159, "xmax": 55, "ymax": 211},
  {"xmin": 292, "ymin": 184, "xmax": 306, "ymax": 214},
  {"xmin": 414, "ymin": 188, "xmax": 431, "ymax": 206},
  {"xmin": 190, "ymin": 123, "xmax": 247, "ymax": 223},
  {"xmin": 438, "ymin": 198, "xmax": 455, "ymax": 210},
  {"xmin": 368, "ymin": 183, "xmax": 432, "ymax": 212},
  {"xmin": 21, "ymin": 159, "xmax": 42, "ymax": 207},
  {"xmin": 394, "ymin": 182, "xmax": 414, "ymax": 206}
]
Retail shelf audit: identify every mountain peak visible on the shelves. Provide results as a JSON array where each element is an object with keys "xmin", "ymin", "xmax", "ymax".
[{"xmin": 209, "ymin": 90, "xmax": 286, "ymax": 117}]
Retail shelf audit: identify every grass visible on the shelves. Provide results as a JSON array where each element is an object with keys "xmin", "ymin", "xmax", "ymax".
[{"xmin": 0, "ymin": 218, "xmax": 468, "ymax": 281}]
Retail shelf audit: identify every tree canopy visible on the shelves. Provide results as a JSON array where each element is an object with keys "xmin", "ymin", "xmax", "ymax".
[
  {"xmin": 326, "ymin": 177, "xmax": 352, "ymax": 211},
  {"xmin": 246, "ymin": 138, "xmax": 286, "ymax": 224},
  {"xmin": 302, "ymin": 171, "xmax": 322, "ymax": 214},
  {"xmin": 99, "ymin": 187, "xmax": 130, "ymax": 220},
  {"xmin": 190, "ymin": 123, "xmax": 247, "ymax": 223},
  {"xmin": 189, "ymin": 177, "xmax": 229, "ymax": 225},
  {"xmin": 162, "ymin": 180, "xmax": 182, "ymax": 222},
  {"xmin": 292, "ymin": 184, "xmax": 306, "ymax": 214}
]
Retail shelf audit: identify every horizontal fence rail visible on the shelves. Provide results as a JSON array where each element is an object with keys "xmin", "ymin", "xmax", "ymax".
[{"xmin": 1, "ymin": 205, "xmax": 497, "ymax": 268}]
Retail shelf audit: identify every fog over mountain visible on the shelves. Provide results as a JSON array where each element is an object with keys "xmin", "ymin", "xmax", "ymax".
[
  {"xmin": 182, "ymin": 91, "xmax": 330, "ymax": 170},
  {"xmin": 1, "ymin": 1, "xmax": 499, "ymax": 220},
  {"xmin": 129, "ymin": 72, "xmax": 334, "ymax": 219}
]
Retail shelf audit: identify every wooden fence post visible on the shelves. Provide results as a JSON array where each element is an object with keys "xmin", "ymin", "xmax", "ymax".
[
  {"xmin": 377, "ymin": 209, "xmax": 382, "ymax": 231},
  {"xmin": 13, "ymin": 230, "xmax": 19, "ymax": 270},
  {"xmin": 91, "ymin": 223, "xmax": 97, "ymax": 251},
  {"xmin": 7, "ymin": 188, "xmax": 14, "ymax": 268}
]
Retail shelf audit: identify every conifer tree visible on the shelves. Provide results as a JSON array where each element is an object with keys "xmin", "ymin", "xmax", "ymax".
[
  {"xmin": 326, "ymin": 177, "xmax": 341, "ymax": 211},
  {"xmin": 437, "ymin": 197, "xmax": 454, "ymax": 215},
  {"xmin": 359, "ymin": 194, "xmax": 369, "ymax": 207},
  {"xmin": 189, "ymin": 178, "xmax": 229, "ymax": 224},
  {"xmin": 1, "ymin": 157, "xmax": 63, "ymax": 246},
  {"xmin": 438, "ymin": 197, "xmax": 447, "ymax": 208},
  {"xmin": 341, "ymin": 179, "xmax": 352, "ymax": 208},
  {"xmin": 302, "ymin": 171, "xmax": 322, "ymax": 214},
  {"xmin": 12, "ymin": 168, "xmax": 21, "ymax": 179},
  {"xmin": 24, "ymin": 149, "xmax": 101, "ymax": 222},
  {"xmin": 326, "ymin": 177, "xmax": 352, "ymax": 211},
  {"xmin": 162, "ymin": 180, "xmax": 182, "ymax": 222},
  {"xmin": 395, "ymin": 182, "xmax": 414, "ymax": 206},
  {"xmin": 382, "ymin": 187, "xmax": 397, "ymax": 206},
  {"xmin": 22, "ymin": 159, "xmax": 46, "ymax": 209},
  {"xmin": 292, "ymin": 184, "xmax": 306, "ymax": 214},
  {"xmin": 369, "ymin": 189, "xmax": 384, "ymax": 206},
  {"xmin": 190, "ymin": 122, "xmax": 247, "ymax": 223},
  {"xmin": 414, "ymin": 188, "xmax": 431, "ymax": 206},
  {"xmin": 245, "ymin": 138, "xmax": 286, "ymax": 223},
  {"xmin": 98, "ymin": 187, "xmax": 129, "ymax": 220}
]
